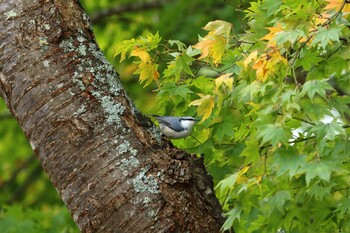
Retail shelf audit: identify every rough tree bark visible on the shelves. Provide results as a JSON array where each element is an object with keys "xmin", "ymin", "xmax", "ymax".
[{"xmin": 0, "ymin": 1, "xmax": 225, "ymax": 232}]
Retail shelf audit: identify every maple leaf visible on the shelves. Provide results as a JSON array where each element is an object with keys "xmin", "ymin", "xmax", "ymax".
[
  {"xmin": 131, "ymin": 47, "xmax": 150, "ymax": 61},
  {"xmin": 214, "ymin": 73, "xmax": 233, "ymax": 91},
  {"xmin": 313, "ymin": 13, "xmax": 331, "ymax": 26},
  {"xmin": 114, "ymin": 38, "xmax": 136, "ymax": 62},
  {"xmin": 163, "ymin": 53, "xmax": 194, "ymax": 81},
  {"xmin": 243, "ymin": 50, "xmax": 258, "ymax": 69},
  {"xmin": 193, "ymin": 20, "xmax": 232, "ymax": 65},
  {"xmin": 203, "ymin": 20, "xmax": 233, "ymax": 39},
  {"xmin": 189, "ymin": 94, "xmax": 214, "ymax": 122},
  {"xmin": 311, "ymin": 27, "xmax": 341, "ymax": 49},
  {"xmin": 300, "ymin": 79, "xmax": 334, "ymax": 101},
  {"xmin": 193, "ymin": 38, "xmax": 211, "ymax": 61},
  {"xmin": 325, "ymin": 0, "xmax": 350, "ymax": 15},
  {"xmin": 193, "ymin": 35, "xmax": 226, "ymax": 65},
  {"xmin": 261, "ymin": 24, "xmax": 284, "ymax": 44},
  {"xmin": 256, "ymin": 123, "xmax": 291, "ymax": 147},
  {"xmin": 114, "ymin": 32, "xmax": 161, "ymax": 62},
  {"xmin": 252, "ymin": 56, "xmax": 269, "ymax": 82},
  {"xmin": 131, "ymin": 47, "xmax": 159, "ymax": 86},
  {"xmin": 252, "ymin": 46, "xmax": 287, "ymax": 82}
]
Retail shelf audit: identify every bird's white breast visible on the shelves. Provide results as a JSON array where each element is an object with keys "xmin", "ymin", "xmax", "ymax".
[{"xmin": 159, "ymin": 124, "xmax": 191, "ymax": 139}]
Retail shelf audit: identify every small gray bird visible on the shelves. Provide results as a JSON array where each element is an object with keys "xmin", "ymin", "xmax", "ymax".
[{"xmin": 151, "ymin": 115, "xmax": 199, "ymax": 139}]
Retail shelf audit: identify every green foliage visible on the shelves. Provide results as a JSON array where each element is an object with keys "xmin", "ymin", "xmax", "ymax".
[
  {"xmin": 0, "ymin": 205, "xmax": 76, "ymax": 233},
  {"xmin": 115, "ymin": 0, "xmax": 350, "ymax": 232}
]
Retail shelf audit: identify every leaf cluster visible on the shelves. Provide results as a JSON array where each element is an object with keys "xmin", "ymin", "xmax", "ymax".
[{"xmin": 115, "ymin": 0, "xmax": 350, "ymax": 232}]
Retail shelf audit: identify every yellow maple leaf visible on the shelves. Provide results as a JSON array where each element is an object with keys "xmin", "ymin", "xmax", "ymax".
[
  {"xmin": 193, "ymin": 39, "xmax": 212, "ymax": 61},
  {"xmin": 131, "ymin": 47, "xmax": 159, "ymax": 86},
  {"xmin": 203, "ymin": 20, "xmax": 233, "ymax": 39},
  {"xmin": 193, "ymin": 35, "xmax": 226, "ymax": 65},
  {"xmin": 189, "ymin": 94, "xmax": 214, "ymax": 122},
  {"xmin": 214, "ymin": 73, "xmax": 233, "ymax": 91},
  {"xmin": 243, "ymin": 50, "xmax": 258, "ymax": 69},
  {"xmin": 325, "ymin": 0, "xmax": 350, "ymax": 14},
  {"xmin": 136, "ymin": 60, "xmax": 159, "ymax": 86},
  {"xmin": 260, "ymin": 24, "xmax": 284, "ymax": 45},
  {"xmin": 313, "ymin": 13, "xmax": 331, "ymax": 26},
  {"xmin": 131, "ymin": 46, "xmax": 150, "ymax": 61},
  {"xmin": 252, "ymin": 46, "xmax": 287, "ymax": 82},
  {"xmin": 236, "ymin": 166, "xmax": 250, "ymax": 184},
  {"xmin": 253, "ymin": 56, "xmax": 269, "ymax": 82},
  {"xmin": 193, "ymin": 20, "xmax": 232, "ymax": 65}
]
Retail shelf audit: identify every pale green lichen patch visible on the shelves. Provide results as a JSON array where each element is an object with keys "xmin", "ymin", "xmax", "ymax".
[
  {"xmin": 116, "ymin": 141, "xmax": 129, "ymax": 154},
  {"xmin": 60, "ymin": 32, "xmax": 127, "ymax": 126},
  {"xmin": 116, "ymin": 141, "xmax": 138, "ymax": 156},
  {"xmin": 132, "ymin": 167, "xmax": 159, "ymax": 194},
  {"xmin": 115, "ymin": 146, "xmax": 140, "ymax": 177},
  {"xmin": 43, "ymin": 24, "xmax": 51, "ymax": 30},
  {"xmin": 100, "ymin": 96, "xmax": 125, "ymax": 124},
  {"xmin": 74, "ymin": 105, "xmax": 87, "ymax": 116},
  {"xmin": 43, "ymin": 60, "xmax": 50, "ymax": 68},
  {"xmin": 117, "ymin": 155, "xmax": 139, "ymax": 170},
  {"xmin": 77, "ymin": 35, "xmax": 86, "ymax": 43},
  {"xmin": 29, "ymin": 19, "xmax": 35, "ymax": 27},
  {"xmin": 39, "ymin": 37, "xmax": 49, "ymax": 51},
  {"xmin": 122, "ymin": 170, "xmax": 128, "ymax": 176},
  {"xmin": 72, "ymin": 72, "xmax": 85, "ymax": 90},
  {"xmin": 148, "ymin": 210, "xmax": 156, "ymax": 217},
  {"xmin": 5, "ymin": 10, "xmax": 17, "ymax": 20},
  {"xmin": 156, "ymin": 171, "xmax": 165, "ymax": 181},
  {"xmin": 143, "ymin": 196, "xmax": 150, "ymax": 204},
  {"xmin": 59, "ymin": 37, "xmax": 75, "ymax": 52},
  {"xmin": 78, "ymin": 44, "xmax": 87, "ymax": 56}
]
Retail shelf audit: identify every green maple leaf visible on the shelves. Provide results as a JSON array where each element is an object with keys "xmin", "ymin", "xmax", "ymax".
[
  {"xmin": 256, "ymin": 123, "xmax": 291, "ymax": 147},
  {"xmin": 273, "ymin": 148, "xmax": 306, "ymax": 178},
  {"xmin": 300, "ymin": 79, "xmax": 334, "ymax": 101},
  {"xmin": 311, "ymin": 27, "xmax": 341, "ymax": 49},
  {"xmin": 158, "ymin": 83, "xmax": 193, "ymax": 99},
  {"xmin": 213, "ymin": 113, "xmax": 236, "ymax": 142},
  {"xmin": 307, "ymin": 182, "xmax": 333, "ymax": 200},
  {"xmin": 300, "ymin": 160, "xmax": 339, "ymax": 186},
  {"xmin": 334, "ymin": 199, "xmax": 350, "ymax": 219},
  {"xmin": 309, "ymin": 121, "xmax": 346, "ymax": 141},
  {"xmin": 221, "ymin": 207, "xmax": 242, "ymax": 231},
  {"xmin": 296, "ymin": 50, "xmax": 323, "ymax": 71},
  {"xmin": 263, "ymin": 190, "xmax": 292, "ymax": 214},
  {"xmin": 164, "ymin": 54, "xmax": 195, "ymax": 81},
  {"xmin": 275, "ymin": 29, "xmax": 306, "ymax": 45},
  {"xmin": 240, "ymin": 139, "xmax": 260, "ymax": 165}
]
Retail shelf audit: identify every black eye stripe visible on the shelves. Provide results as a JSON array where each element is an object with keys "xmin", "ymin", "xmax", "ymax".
[{"xmin": 180, "ymin": 118, "xmax": 195, "ymax": 121}]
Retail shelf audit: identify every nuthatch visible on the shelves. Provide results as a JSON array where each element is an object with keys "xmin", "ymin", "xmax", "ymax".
[{"xmin": 151, "ymin": 115, "xmax": 199, "ymax": 139}]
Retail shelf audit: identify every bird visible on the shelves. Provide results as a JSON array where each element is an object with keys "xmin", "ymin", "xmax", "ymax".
[{"xmin": 151, "ymin": 115, "xmax": 199, "ymax": 139}]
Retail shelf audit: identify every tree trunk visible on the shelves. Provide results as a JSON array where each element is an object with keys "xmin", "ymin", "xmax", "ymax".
[{"xmin": 0, "ymin": 1, "xmax": 224, "ymax": 232}]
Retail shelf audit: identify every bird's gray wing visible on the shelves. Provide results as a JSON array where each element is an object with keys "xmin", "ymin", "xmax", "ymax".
[{"xmin": 156, "ymin": 116, "xmax": 183, "ymax": 132}]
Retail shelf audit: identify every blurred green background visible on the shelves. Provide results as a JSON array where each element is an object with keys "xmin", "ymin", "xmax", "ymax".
[{"xmin": 0, "ymin": 0, "xmax": 247, "ymax": 232}]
